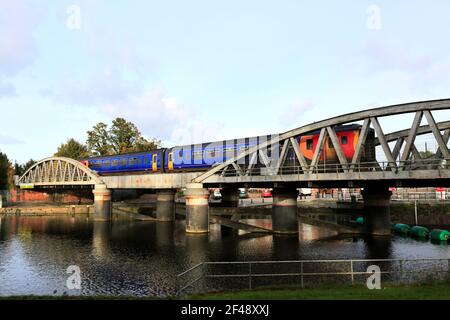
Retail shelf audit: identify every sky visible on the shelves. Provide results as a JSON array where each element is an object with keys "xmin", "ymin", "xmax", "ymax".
[{"xmin": 1, "ymin": 0, "xmax": 450, "ymax": 163}]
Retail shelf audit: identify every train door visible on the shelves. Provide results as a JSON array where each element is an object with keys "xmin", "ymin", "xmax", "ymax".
[
  {"xmin": 152, "ymin": 154, "xmax": 158, "ymax": 172},
  {"xmin": 168, "ymin": 152, "xmax": 174, "ymax": 171}
]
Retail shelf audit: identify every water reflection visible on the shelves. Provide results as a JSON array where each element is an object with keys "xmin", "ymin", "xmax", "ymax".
[
  {"xmin": 364, "ymin": 236, "xmax": 392, "ymax": 260},
  {"xmin": 272, "ymin": 235, "xmax": 299, "ymax": 260},
  {"xmin": 0, "ymin": 215, "xmax": 450, "ymax": 297},
  {"xmin": 92, "ymin": 222, "xmax": 112, "ymax": 260}
]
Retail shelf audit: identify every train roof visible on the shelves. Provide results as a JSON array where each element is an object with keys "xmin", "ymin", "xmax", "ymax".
[
  {"xmin": 80, "ymin": 149, "xmax": 162, "ymax": 161},
  {"xmin": 80, "ymin": 124, "xmax": 367, "ymax": 160},
  {"xmin": 303, "ymin": 123, "xmax": 368, "ymax": 136}
]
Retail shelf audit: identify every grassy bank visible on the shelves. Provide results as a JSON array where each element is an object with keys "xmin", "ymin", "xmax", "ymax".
[
  {"xmin": 189, "ymin": 283, "xmax": 450, "ymax": 300},
  {"xmin": 3, "ymin": 284, "xmax": 450, "ymax": 300}
]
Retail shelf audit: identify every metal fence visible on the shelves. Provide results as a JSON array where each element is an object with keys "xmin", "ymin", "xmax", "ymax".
[
  {"xmin": 220, "ymin": 159, "xmax": 449, "ymax": 177},
  {"xmin": 177, "ymin": 258, "xmax": 450, "ymax": 296}
]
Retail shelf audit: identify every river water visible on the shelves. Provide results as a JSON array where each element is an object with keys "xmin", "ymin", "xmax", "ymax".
[{"xmin": 1, "ymin": 214, "xmax": 450, "ymax": 297}]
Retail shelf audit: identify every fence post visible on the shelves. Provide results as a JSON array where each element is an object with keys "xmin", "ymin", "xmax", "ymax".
[
  {"xmin": 350, "ymin": 260, "xmax": 354, "ymax": 286},
  {"xmin": 301, "ymin": 261, "xmax": 304, "ymax": 289},
  {"xmin": 249, "ymin": 263, "xmax": 252, "ymax": 290}
]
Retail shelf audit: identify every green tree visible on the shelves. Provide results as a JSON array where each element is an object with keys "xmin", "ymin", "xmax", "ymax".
[
  {"xmin": 13, "ymin": 159, "xmax": 37, "ymax": 177},
  {"xmin": 0, "ymin": 152, "xmax": 14, "ymax": 190},
  {"xmin": 54, "ymin": 138, "xmax": 89, "ymax": 159},
  {"xmin": 87, "ymin": 122, "xmax": 112, "ymax": 156},
  {"xmin": 86, "ymin": 118, "xmax": 161, "ymax": 156}
]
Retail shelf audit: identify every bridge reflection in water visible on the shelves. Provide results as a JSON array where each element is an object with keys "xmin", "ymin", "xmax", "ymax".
[{"xmin": 1, "ymin": 214, "xmax": 449, "ymax": 297}]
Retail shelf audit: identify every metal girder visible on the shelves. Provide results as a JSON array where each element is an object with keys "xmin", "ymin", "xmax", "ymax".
[
  {"xmin": 194, "ymin": 99, "xmax": 450, "ymax": 183},
  {"xmin": 351, "ymin": 118, "xmax": 370, "ymax": 169},
  {"xmin": 290, "ymin": 137, "xmax": 308, "ymax": 172},
  {"xmin": 17, "ymin": 157, "xmax": 104, "ymax": 187},
  {"xmin": 274, "ymin": 139, "xmax": 290, "ymax": 175},
  {"xmin": 436, "ymin": 129, "xmax": 450, "ymax": 159},
  {"xmin": 371, "ymin": 117, "xmax": 396, "ymax": 169},
  {"xmin": 310, "ymin": 128, "xmax": 328, "ymax": 172},
  {"xmin": 423, "ymin": 110, "xmax": 450, "ymax": 159},
  {"xmin": 400, "ymin": 111, "xmax": 423, "ymax": 163},
  {"xmin": 326, "ymin": 126, "xmax": 348, "ymax": 171},
  {"xmin": 375, "ymin": 121, "xmax": 450, "ymax": 145}
]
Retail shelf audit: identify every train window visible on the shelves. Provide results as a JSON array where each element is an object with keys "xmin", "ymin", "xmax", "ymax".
[
  {"xmin": 112, "ymin": 160, "xmax": 119, "ymax": 167},
  {"xmin": 193, "ymin": 151, "xmax": 203, "ymax": 160},
  {"xmin": 129, "ymin": 158, "xmax": 138, "ymax": 166},
  {"xmin": 341, "ymin": 136, "xmax": 348, "ymax": 145},
  {"xmin": 168, "ymin": 153, "xmax": 173, "ymax": 161},
  {"xmin": 306, "ymin": 139, "xmax": 313, "ymax": 150},
  {"xmin": 120, "ymin": 159, "xmax": 127, "ymax": 166},
  {"xmin": 206, "ymin": 149, "xmax": 215, "ymax": 157},
  {"xmin": 103, "ymin": 160, "xmax": 111, "ymax": 167}
]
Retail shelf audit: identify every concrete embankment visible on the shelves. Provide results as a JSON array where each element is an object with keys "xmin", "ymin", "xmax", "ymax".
[{"xmin": 0, "ymin": 204, "xmax": 93, "ymax": 216}]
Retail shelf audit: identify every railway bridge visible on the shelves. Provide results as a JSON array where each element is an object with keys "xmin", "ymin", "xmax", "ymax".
[{"xmin": 16, "ymin": 99, "xmax": 450, "ymax": 235}]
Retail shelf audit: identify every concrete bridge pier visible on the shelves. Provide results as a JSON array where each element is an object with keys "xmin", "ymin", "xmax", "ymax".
[
  {"xmin": 220, "ymin": 188, "xmax": 240, "ymax": 207},
  {"xmin": 362, "ymin": 186, "xmax": 392, "ymax": 236},
  {"xmin": 185, "ymin": 183, "xmax": 210, "ymax": 233},
  {"xmin": 272, "ymin": 188, "xmax": 299, "ymax": 234},
  {"xmin": 156, "ymin": 189, "xmax": 176, "ymax": 221},
  {"xmin": 93, "ymin": 185, "xmax": 112, "ymax": 221},
  {"xmin": 219, "ymin": 188, "xmax": 239, "ymax": 234}
]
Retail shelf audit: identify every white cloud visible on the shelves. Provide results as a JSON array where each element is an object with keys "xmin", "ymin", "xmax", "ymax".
[
  {"xmin": 279, "ymin": 100, "xmax": 314, "ymax": 126},
  {"xmin": 0, "ymin": 1, "xmax": 41, "ymax": 76},
  {"xmin": 0, "ymin": 81, "xmax": 16, "ymax": 97},
  {"xmin": 0, "ymin": 134, "xmax": 23, "ymax": 145}
]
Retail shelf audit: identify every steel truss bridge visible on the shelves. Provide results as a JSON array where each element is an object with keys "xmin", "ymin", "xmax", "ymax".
[{"xmin": 17, "ymin": 99, "xmax": 450, "ymax": 190}]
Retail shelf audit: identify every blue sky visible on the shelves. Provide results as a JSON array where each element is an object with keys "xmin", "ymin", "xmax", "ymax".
[{"xmin": 1, "ymin": 0, "xmax": 450, "ymax": 163}]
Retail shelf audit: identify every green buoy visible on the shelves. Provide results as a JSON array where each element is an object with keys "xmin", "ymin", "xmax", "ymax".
[
  {"xmin": 430, "ymin": 229, "xmax": 450, "ymax": 241},
  {"xmin": 393, "ymin": 223, "xmax": 410, "ymax": 234},
  {"xmin": 409, "ymin": 226, "xmax": 430, "ymax": 238}
]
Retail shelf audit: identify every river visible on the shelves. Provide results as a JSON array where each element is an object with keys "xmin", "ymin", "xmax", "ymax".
[{"xmin": 1, "ymin": 214, "xmax": 449, "ymax": 297}]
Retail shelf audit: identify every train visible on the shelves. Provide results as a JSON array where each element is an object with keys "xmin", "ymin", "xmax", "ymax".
[{"xmin": 79, "ymin": 124, "xmax": 375, "ymax": 174}]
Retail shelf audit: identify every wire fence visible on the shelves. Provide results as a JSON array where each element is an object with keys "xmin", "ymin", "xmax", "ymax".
[{"xmin": 176, "ymin": 258, "xmax": 450, "ymax": 296}]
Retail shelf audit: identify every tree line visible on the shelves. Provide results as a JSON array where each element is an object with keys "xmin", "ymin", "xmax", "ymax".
[
  {"xmin": 0, "ymin": 118, "xmax": 161, "ymax": 190},
  {"xmin": 55, "ymin": 117, "xmax": 161, "ymax": 159}
]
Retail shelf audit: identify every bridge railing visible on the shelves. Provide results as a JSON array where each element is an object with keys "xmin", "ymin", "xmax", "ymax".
[
  {"xmin": 217, "ymin": 158, "xmax": 449, "ymax": 178},
  {"xmin": 176, "ymin": 258, "xmax": 450, "ymax": 296}
]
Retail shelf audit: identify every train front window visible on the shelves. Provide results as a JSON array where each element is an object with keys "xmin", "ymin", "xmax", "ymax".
[
  {"xmin": 341, "ymin": 136, "xmax": 348, "ymax": 145},
  {"xmin": 306, "ymin": 139, "xmax": 313, "ymax": 150}
]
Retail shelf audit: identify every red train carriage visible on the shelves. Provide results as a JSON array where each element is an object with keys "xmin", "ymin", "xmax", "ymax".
[{"xmin": 298, "ymin": 124, "xmax": 375, "ymax": 163}]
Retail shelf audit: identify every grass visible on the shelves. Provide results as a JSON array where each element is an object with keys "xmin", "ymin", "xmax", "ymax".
[
  {"xmin": 3, "ymin": 283, "xmax": 450, "ymax": 300},
  {"xmin": 188, "ymin": 283, "xmax": 450, "ymax": 300}
]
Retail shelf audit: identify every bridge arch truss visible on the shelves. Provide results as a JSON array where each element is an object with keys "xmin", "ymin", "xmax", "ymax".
[
  {"xmin": 17, "ymin": 157, "xmax": 104, "ymax": 188},
  {"xmin": 194, "ymin": 99, "xmax": 450, "ymax": 187}
]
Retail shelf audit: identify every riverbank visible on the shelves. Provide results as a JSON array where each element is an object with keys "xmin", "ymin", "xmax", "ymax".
[
  {"xmin": 2, "ymin": 283, "xmax": 450, "ymax": 300},
  {"xmin": 189, "ymin": 283, "xmax": 450, "ymax": 300}
]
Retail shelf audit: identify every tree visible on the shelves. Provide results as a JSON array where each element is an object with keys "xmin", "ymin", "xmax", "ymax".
[
  {"xmin": 54, "ymin": 138, "xmax": 89, "ymax": 159},
  {"xmin": 86, "ymin": 118, "xmax": 161, "ymax": 156},
  {"xmin": 87, "ymin": 122, "xmax": 111, "ymax": 156},
  {"xmin": 0, "ymin": 152, "xmax": 14, "ymax": 190},
  {"xmin": 14, "ymin": 159, "xmax": 37, "ymax": 177}
]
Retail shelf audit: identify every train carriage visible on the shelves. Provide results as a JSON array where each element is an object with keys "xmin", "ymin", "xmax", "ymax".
[{"xmin": 79, "ymin": 124, "xmax": 376, "ymax": 174}]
